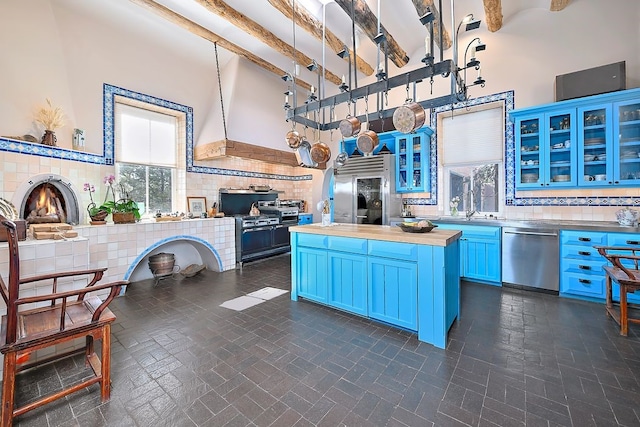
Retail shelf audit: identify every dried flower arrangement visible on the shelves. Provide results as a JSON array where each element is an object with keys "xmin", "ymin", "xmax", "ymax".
[{"xmin": 35, "ymin": 98, "xmax": 65, "ymax": 131}]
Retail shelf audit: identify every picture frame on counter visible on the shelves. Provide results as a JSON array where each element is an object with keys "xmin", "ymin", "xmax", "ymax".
[{"xmin": 187, "ymin": 196, "xmax": 207, "ymax": 215}]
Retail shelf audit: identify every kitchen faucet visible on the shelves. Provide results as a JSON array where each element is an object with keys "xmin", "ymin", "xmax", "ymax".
[{"xmin": 465, "ymin": 189, "xmax": 476, "ymax": 220}]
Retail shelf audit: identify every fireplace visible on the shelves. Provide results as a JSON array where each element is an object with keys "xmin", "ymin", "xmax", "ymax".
[{"xmin": 16, "ymin": 174, "xmax": 80, "ymax": 225}]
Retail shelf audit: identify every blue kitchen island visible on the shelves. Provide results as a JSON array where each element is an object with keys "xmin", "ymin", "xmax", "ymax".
[{"xmin": 289, "ymin": 223, "xmax": 462, "ymax": 349}]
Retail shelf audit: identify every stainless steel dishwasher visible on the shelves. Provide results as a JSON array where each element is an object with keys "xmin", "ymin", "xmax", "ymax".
[{"xmin": 502, "ymin": 226, "xmax": 559, "ymax": 292}]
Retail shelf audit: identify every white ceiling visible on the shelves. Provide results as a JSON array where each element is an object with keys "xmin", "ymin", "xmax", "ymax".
[{"xmin": 59, "ymin": 0, "xmax": 553, "ymax": 88}]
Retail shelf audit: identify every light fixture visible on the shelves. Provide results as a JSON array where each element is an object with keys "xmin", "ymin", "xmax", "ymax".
[
  {"xmin": 459, "ymin": 13, "xmax": 481, "ymax": 32},
  {"xmin": 284, "ymin": 89, "xmax": 293, "ymax": 96},
  {"xmin": 419, "ymin": 9, "xmax": 434, "ymax": 25},
  {"xmin": 306, "ymin": 60, "xmax": 318, "ymax": 72},
  {"xmin": 281, "ymin": 73, "xmax": 291, "ymax": 82},
  {"xmin": 337, "ymin": 45, "xmax": 349, "ymax": 58},
  {"xmin": 373, "ymin": 32, "xmax": 386, "ymax": 45}
]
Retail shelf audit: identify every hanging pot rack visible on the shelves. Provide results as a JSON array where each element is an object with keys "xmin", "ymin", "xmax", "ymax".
[{"xmin": 284, "ymin": 0, "xmax": 485, "ymax": 132}]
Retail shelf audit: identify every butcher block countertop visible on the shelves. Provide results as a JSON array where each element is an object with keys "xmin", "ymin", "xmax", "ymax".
[{"xmin": 289, "ymin": 223, "xmax": 461, "ymax": 247}]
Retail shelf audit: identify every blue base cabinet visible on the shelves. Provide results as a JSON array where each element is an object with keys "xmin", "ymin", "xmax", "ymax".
[
  {"xmin": 433, "ymin": 223, "xmax": 501, "ymax": 285},
  {"xmin": 291, "ymin": 231, "xmax": 460, "ymax": 349},
  {"xmin": 560, "ymin": 230, "xmax": 608, "ymax": 300}
]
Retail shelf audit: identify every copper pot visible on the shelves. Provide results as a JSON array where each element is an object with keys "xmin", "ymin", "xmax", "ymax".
[
  {"xmin": 356, "ymin": 130, "xmax": 379, "ymax": 155},
  {"xmin": 285, "ymin": 129, "xmax": 302, "ymax": 149},
  {"xmin": 310, "ymin": 142, "xmax": 331, "ymax": 164},
  {"xmin": 339, "ymin": 116, "xmax": 361, "ymax": 138},
  {"xmin": 393, "ymin": 102, "xmax": 426, "ymax": 134}
]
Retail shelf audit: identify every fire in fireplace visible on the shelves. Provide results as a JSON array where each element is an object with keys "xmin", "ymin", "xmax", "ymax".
[{"xmin": 25, "ymin": 182, "xmax": 67, "ymax": 223}]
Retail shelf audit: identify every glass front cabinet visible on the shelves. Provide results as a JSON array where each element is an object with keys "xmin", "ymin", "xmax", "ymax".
[
  {"xmin": 395, "ymin": 127, "xmax": 433, "ymax": 193},
  {"xmin": 515, "ymin": 109, "xmax": 576, "ymax": 188},
  {"xmin": 511, "ymin": 88, "xmax": 640, "ymax": 190}
]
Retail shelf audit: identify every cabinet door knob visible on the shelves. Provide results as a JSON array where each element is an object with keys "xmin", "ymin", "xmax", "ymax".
[
  {"xmin": 579, "ymin": 278, "xmax": 592, "ymax": 284},
  {"xmin": 578, "ymin": 265, "xmax": 591, "ymax": 270},
  {"xmin": 578, "ymin": 237, "xmax": 591, "ymax": 242},
  {"xmin": 578, "ymin": 251, "xmax": 591, "ymax": 256},
  {"xmin": 626, "ymin": 240, "xmax": 640, "ymax": 245}
]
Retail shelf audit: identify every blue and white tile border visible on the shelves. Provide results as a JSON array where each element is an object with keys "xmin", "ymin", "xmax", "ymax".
[{"xmin": 0, "ymin": 85, "xmax": 311, "ymax": 182}]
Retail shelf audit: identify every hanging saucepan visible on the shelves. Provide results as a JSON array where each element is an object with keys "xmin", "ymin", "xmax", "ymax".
[
  {"xmin": 339, "ymin": 115, "xmax": 361, "ymax": 138},
  {"xmin": 356, "ymin": 102, "xmax": 378, "ymax": 156},
  {"xmin": 335, "ymin": 137, "xmax": 348, "ymax": 167},
  {"xmin": 310, "ymin": 142, "xmax": 331, "ymax": 164},
  {"xmin": 285, "ymin": 129, "xmax": 302, "ymax": 149},
  {"xmin": 393, "ymin": 102, "xmax": 426, "ymax": 134}
]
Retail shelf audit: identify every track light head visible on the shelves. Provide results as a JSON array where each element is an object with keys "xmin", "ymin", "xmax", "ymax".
[
  {"xmin": 419, "ymin": 10, "xmax": 434, "ymax": 25},
  {"xmin": 373, "ymin": 32, "xmax": 386, "ymax": 45},
  {"xmin": 306, "ymin": 61, "xmax": 318, "ymax": 71},
  {"xmin": 337, "ymin": 45, "xmax": 349, "ymax": 58}
]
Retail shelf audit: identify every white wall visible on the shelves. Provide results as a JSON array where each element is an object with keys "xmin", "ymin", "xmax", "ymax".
[{"xmin": 0, "ymin": 0, "xmax": 639, "ymax": 205}]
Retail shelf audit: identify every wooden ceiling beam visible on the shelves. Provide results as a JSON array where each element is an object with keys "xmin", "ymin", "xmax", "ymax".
[
  {"xmin": 550, "ymin": 0, "xmax": 571, "ymax": 11},
  {"xmin": 410, "ymin": 0, "xmax": 452, "ymax": 50},
  {"xmin": 128, "ymin": 0, "xmax": 312, "ymax": 90},
  {"xmin": 267, "ymin": 0, "xmax": 374, "ymax": 76},
  {"xmin": 195, "ymin": 0, "xmax": 342, "ymax": 86},
  {"xmin": 334, "ymin": 0, "xmax": 410, "ymax": 69},
  {"xmin": 482, "ymin": 0, "xmax": 503, "ymax": 32}
]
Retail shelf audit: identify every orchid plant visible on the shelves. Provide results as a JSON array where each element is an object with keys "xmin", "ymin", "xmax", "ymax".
[{"xmin": 84, "ymin": 174, "xmax": 140, "ymax": 220}]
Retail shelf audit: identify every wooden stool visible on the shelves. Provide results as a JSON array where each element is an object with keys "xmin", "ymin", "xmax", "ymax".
[{"xmin": 596, "ymin": 246, "xmax": 640, "ymax": 336}]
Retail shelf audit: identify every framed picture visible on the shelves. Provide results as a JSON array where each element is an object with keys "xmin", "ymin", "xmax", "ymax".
[{"xmin": 187, "ymin": 197, "xmax": 207, "ymax": 215}]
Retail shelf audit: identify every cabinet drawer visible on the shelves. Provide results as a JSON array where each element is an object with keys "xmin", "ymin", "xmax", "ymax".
[
  {"xmin": 328, "ymin": 236, "xmax": 367, "ymax": 254},
  {"xmin": 297, "ymin": 233, "xmax": 328, "ymax": 249},
  {"xmin": 368, "ymin": 240, "xmax": 417, "ymax": 261},
  {"xmin": 561, "ymin": 258, "xmax": 606, "ymax": 276},
  {"xmin": 561, "ymin": 230, "xmax": 608, "ymax": 247},
  {"xmin": 561, "ymin": 244, "xmax": 602, "ymax": 260},
  {"xmin": 608, "ymin": 232, "xmax": 640, "ymax": 247},
  {"xmin": 434, "ymin": 223, "xmax": 501, "ymax": 240},
  {"xmin": 561, "ymin": 272, "xmax": 606, "ymax": 299}
]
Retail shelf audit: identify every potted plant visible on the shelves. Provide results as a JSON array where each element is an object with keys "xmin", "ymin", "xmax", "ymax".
[
  {"xmin": 35, "ymin": 98, "xmax": 65, "ymax": 146},
  {"xmin": 100, "ymin": 175, "xmax": 140, "ymax": 224},
  {"xmin": 83, "ymin": 182, "xmax": 109, "ymax": 225}
]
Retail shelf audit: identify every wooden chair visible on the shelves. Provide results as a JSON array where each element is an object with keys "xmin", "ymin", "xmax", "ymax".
[
  {"xmin": 0, "ymin": 215, "xmax": 128, "ymax": 426},
  {"xmin": 595, "ymin": 245, "xmax": 640, "ymax": 336}
]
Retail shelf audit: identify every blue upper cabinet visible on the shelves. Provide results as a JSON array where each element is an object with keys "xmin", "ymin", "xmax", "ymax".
[
  {"xmin": 514, "ymin": 109, "xmax": 576, "ymax": 188},
  {"xmin": 510, "ymin": 88, "xmax": 640, "ymax": 190},
  {"xmin": 577, "ymin": 103, "xmax": 613, "ymax": 186},
  {"xmin": 613, "ymin": 99, "xmax": 640, "ymax": 185},
  {"xmin": 395, "ymin": 127, "xmax": 433, "ymax": 193}
]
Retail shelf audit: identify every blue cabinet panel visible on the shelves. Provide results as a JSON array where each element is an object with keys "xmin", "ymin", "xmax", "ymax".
[
  {"xmin": 329, "ymin": 253, "xmax": 367, "ymax": 315},
  {"xmin": 368, "ymin": 257, "xmax": 417, "ymax": 331},
  {"xmin": 298, "ymin": 213, "xmax": 313, "ymax": 225},
  {"xmin": 328, "ymin": 236, "xmax": 367, "ymax": 254},
  {"xmin": 463, "ymin": 238, "xmax": 501, "ymax": 283},
  {"xmin": 368, "ymin": 240, "xmax": 418, "ymax": 261},
  {"xmin": 561, "ymin": 230, "xmax": 608, "ymax": 247},
  {"xmin": 298, "ymin": 233, "xmax": 328, "ymax": 249},
  {"xmin": 296, "ymin": 247, "xmax": 328, "ymax": 303},
  {"xmin": 395, "ymin": 127, "xmax": 434, "ymax": 193},
  {"xmin": 607, "ymin": 232, "xmax": 640, "ymax": 304},
  {"xmin": 560, "ymin": 230, "xmax": 607, "ymax": 300}
]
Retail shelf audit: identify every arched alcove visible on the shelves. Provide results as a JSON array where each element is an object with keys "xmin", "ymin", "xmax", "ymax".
[{"xmin": 124, "ymin": 235, "xmax": 223, "ymax": 284}]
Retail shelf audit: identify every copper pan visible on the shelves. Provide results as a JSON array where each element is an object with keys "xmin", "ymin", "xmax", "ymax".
[
  {"xmin": 339, "ymin": 116, "xmax": 361, "ymax": 138},
  {"xmin": 285, "ymin": 129, "xmax": 302, "ymax": 149},
  {"xmin": 310, "ymin": 142, "xmax": 331, "ymax": 164},
  {"xmin": 393, "ymin": 102, "xmax": 426, "ymax": 134}
]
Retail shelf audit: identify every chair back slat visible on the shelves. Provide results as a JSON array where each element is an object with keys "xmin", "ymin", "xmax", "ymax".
[{"xmin": 0, "ymin": 215, "xmax": 19, "ymax": 344}]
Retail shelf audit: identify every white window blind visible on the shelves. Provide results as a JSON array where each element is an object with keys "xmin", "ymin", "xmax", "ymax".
[
  {"xmin": 115, "ymin": 103, "xmax": 177, "ymax": 167},
  {"xmin": 442, "ymin": 108, "xmax": 503, "ymax": 165}
]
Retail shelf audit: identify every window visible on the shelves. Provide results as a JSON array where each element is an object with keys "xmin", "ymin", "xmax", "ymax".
[
  {"xmin": 439, "ymin": 105, "xmax": 504, "ymax": 216},
  {"xmin": 115, "ymin": 103, "xmax": 178, "ymax": 217}
]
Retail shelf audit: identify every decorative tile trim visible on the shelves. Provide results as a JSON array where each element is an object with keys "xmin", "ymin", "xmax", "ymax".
[
  {"xmin": 104, "ymin": 84, "xmax": 311, "ymax": 182},
  {"xmin": 123, "ymin": 235, "xmax": 223, "ymax": 281},
  {"xmin": 0, "ymin": 137, "xmax": 106, "ymax": 164}
]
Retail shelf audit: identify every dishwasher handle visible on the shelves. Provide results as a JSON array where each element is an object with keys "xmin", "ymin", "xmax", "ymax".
[{"xmin": 503, "ymin": 230, "xmax": 558, "ymax": 237}]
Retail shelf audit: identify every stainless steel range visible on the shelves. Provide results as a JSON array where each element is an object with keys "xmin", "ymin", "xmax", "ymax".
[{"xmin": 257, "ymin": 201, "xmax": 299, "ymax": 225}]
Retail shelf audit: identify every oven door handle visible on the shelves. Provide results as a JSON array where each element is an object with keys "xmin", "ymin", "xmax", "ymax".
[{"xmin": 244, "ymin": 226, "xmax": 272, "ymax": 232}]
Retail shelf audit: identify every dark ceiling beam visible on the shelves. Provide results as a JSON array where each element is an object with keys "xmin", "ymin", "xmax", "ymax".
[
  {"xmin": 267, "ymin": 0, "xmax": 374, "ymax": 76},
  {"xmin": 334, "ymin": 0, "xmax": 410, "ymax": 68},
  {"xmin": 128, "ymin": 0, "xmax": 312, "ymax": 90},
  {"xmin": 194, "ymin": 0, "xmax": 342, "ymax": 86}
]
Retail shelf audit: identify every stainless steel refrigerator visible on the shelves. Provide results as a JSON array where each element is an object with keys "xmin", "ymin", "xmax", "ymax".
[{"xmin": 333, "ymin": 155, "xmax": 401, "ymax": 225}]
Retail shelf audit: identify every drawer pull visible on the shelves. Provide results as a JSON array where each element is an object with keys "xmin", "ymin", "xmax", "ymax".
[
  {"xmin": 578, "ymin": 237, "xmax": 591, "ymax": 242},
  {"xmin": 578, "ymin": 265, "xmax": 591, "ymax": 270},
  {"xmin": 579, "ymin": 278, "xmax": 591, "ymax": 285},
  {"xmin": 626, "ymin": 240, "xmax": 640, "ymax": 245},
  {"xmin": 578, "ymin": 251, "xmax": 591, "ymax": 256}
]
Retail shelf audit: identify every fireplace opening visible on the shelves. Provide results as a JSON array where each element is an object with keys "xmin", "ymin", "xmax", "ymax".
[
  {"xmin": 25, "ymin": 183, "xmax": 67, "ymax": 224},
  {"xmin": 18, "ymin": 175, "xmax": 80, "ymax": 225}
]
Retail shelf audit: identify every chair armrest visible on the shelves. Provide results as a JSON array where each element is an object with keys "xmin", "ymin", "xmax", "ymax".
[{"xmin": 19, "ymin": 267, "xmax": 108, "ymax": 285}]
